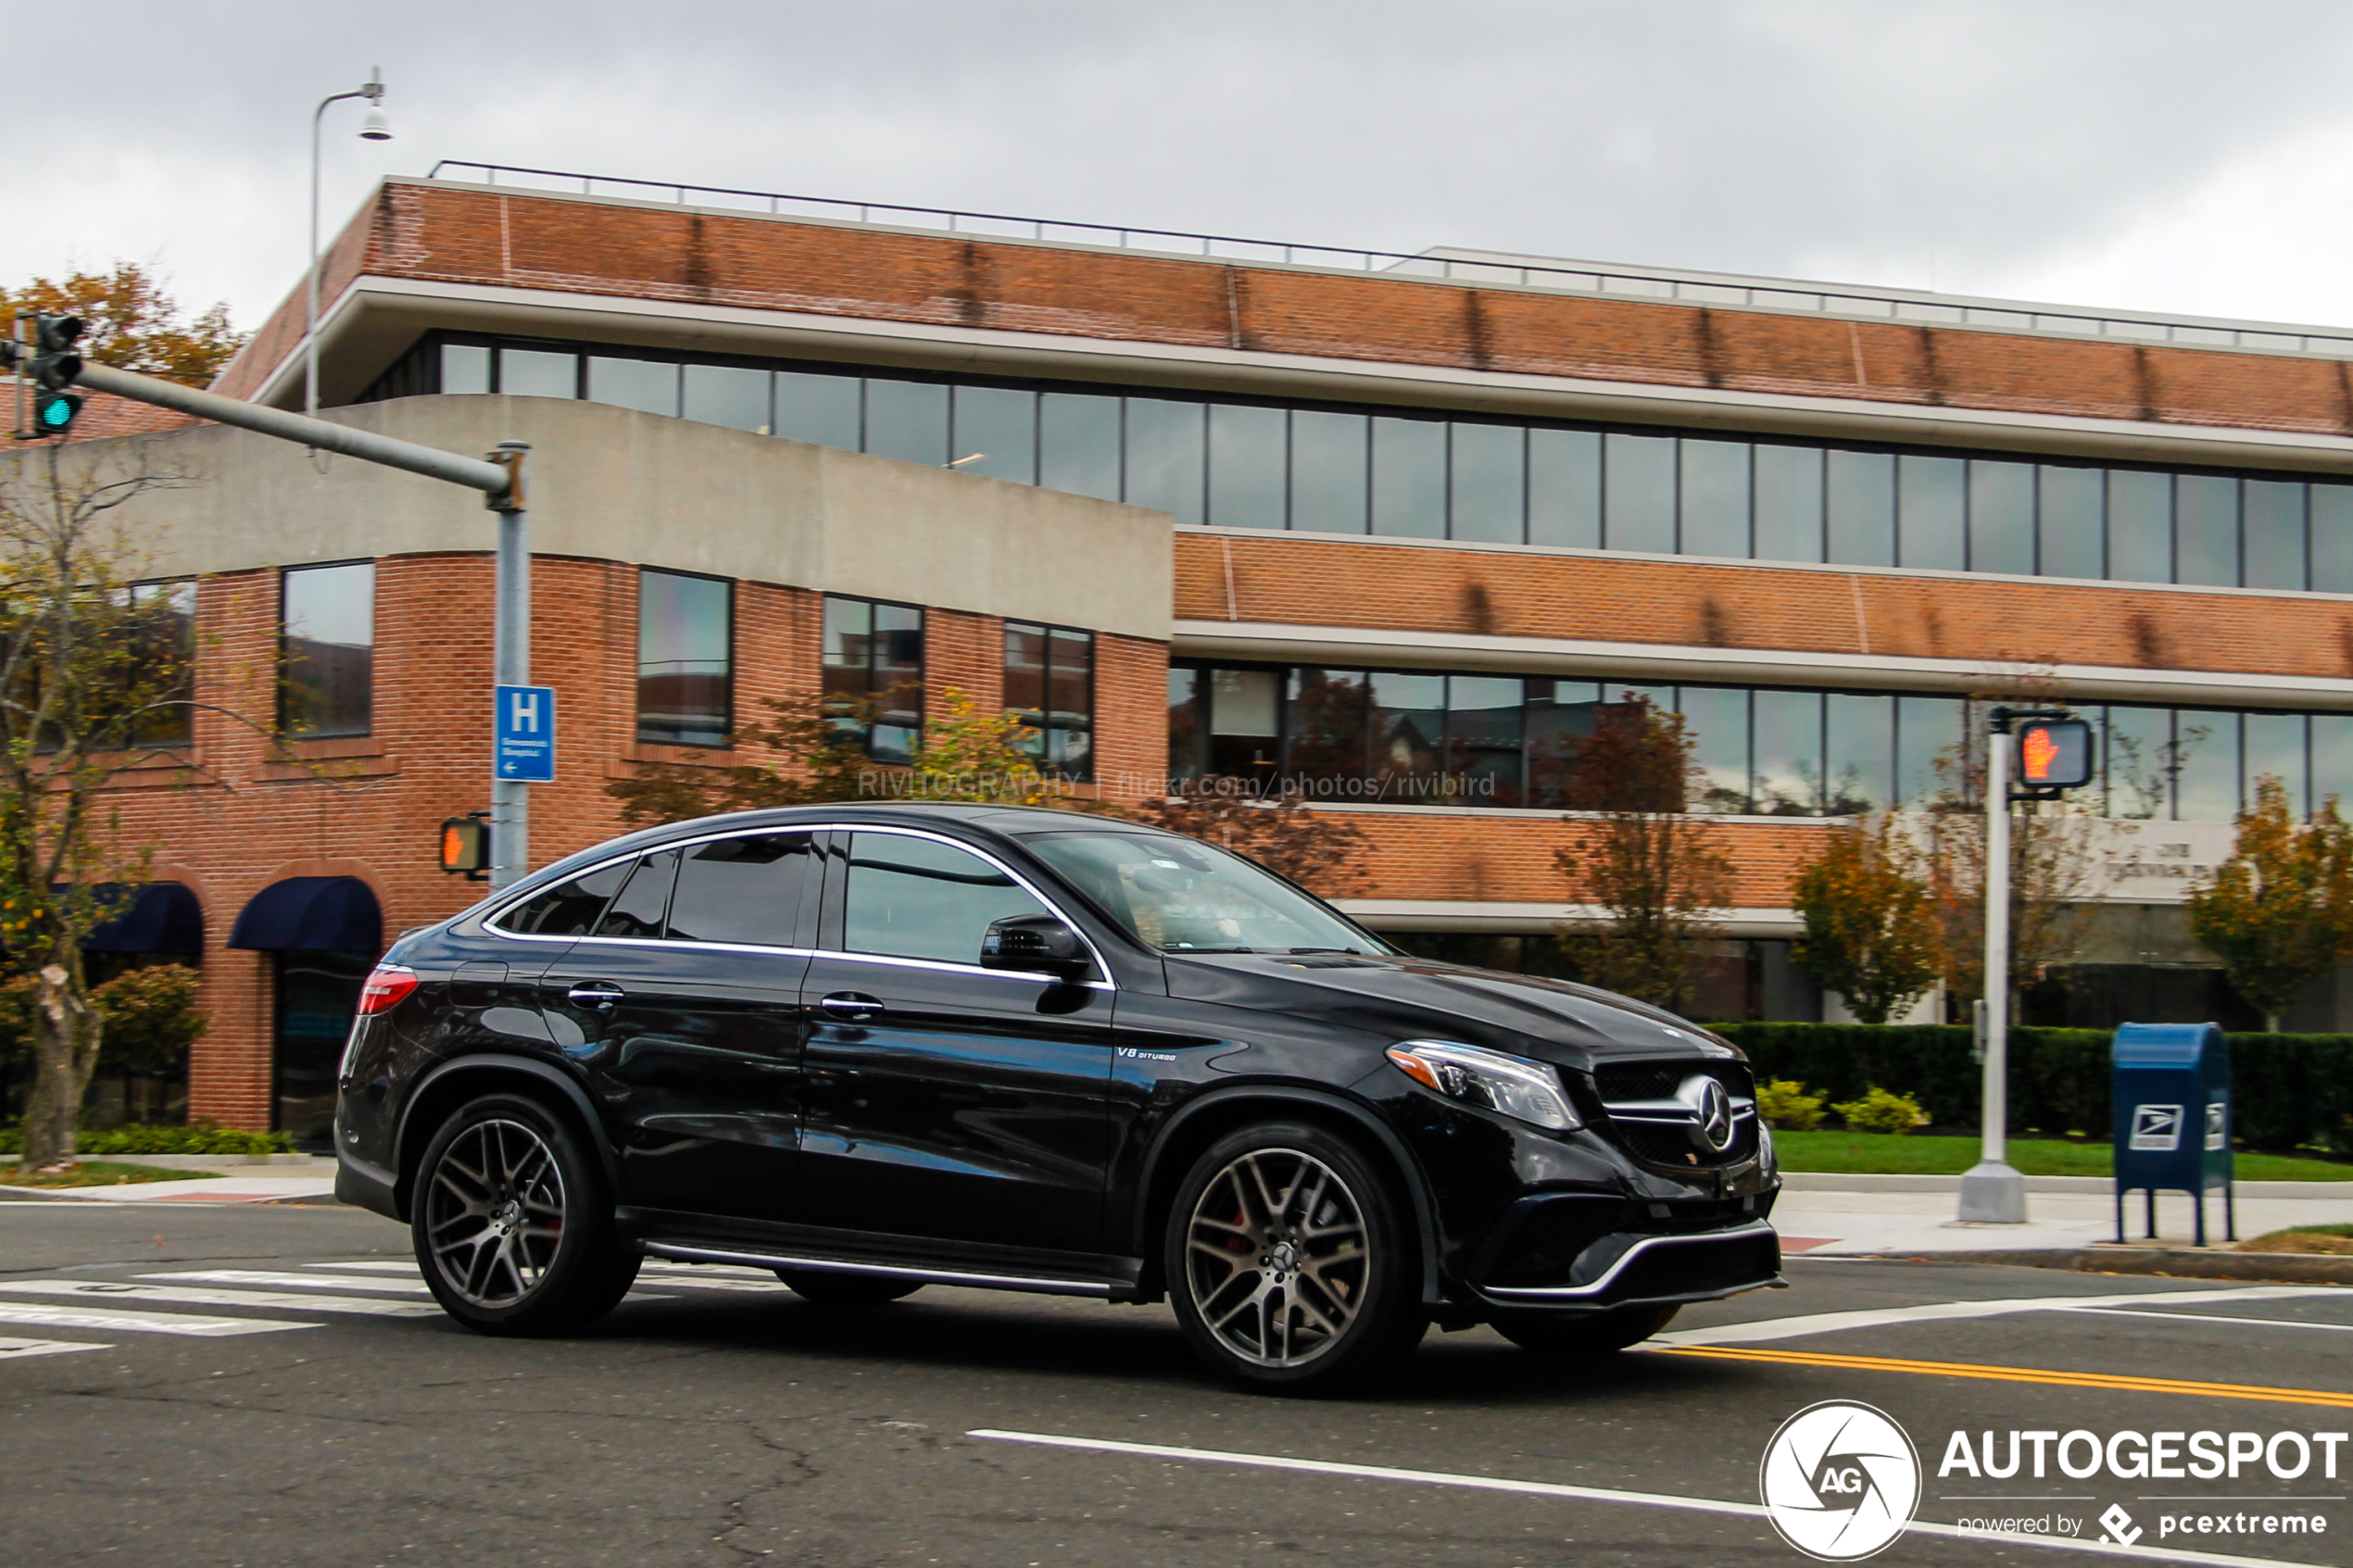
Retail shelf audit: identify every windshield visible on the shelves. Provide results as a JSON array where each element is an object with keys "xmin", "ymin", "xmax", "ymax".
[{"xmin": 1019, "ymin": 831, "xmax": 1394, "ymax": 955}]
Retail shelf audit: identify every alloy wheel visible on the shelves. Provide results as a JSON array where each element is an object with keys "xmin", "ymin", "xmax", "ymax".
[
  {"xmin": 1183, "ymin": 1147, "xmax": 1369, "ymax": 1368},
  {"xmin": 424, "ymin": 1117, "xmax": 567, "ymax": 1309}
]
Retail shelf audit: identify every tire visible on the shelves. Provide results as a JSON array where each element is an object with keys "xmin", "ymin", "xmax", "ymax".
[
  {"xmin": 1164, "ymin": 1122, "xmax": 1426, "ymax": 1395},
  {"xmin": 774, "ymin": 1269, "xmax": 925, "ymax": 1306},
  {"xmin": 410, "ymin": 1092, "xmax": 638, "ymax": 1336},
  {"xmin": 1491, "ymin": 1302, "xmax": 1680, "ymax": 1358}
]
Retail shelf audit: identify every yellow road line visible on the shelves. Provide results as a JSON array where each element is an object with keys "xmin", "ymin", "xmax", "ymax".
[{"xmin": 1648, "ymin": 1345, "xmax": 2353, "ymax": 1410}]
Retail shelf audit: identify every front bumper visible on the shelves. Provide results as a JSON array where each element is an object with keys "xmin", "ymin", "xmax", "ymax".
[{"xmin": 1475, "ymin": 1218, "xmax": 1781, "ymax": 1312}]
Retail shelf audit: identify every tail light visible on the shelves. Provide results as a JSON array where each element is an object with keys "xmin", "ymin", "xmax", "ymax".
[{"xmin": 356, "ymin": 963, "xmax": 420, "ymax": 1016}]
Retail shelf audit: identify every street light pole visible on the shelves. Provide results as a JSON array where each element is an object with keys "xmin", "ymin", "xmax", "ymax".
[
  {"xmin": 308, "ymin": 69, "xmax": 391, "ymax": 420},
  {"xmin": 490, "ymin": 442, "xmax": 532, "ymax": 892},
  {"xmin": 1958, "ymin": 709, "xmax": 2029, "ymax": 1223}
]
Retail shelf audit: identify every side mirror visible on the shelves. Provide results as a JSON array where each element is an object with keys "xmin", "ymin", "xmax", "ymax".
[{"xmin": 980, "ymin": 914, "xmax": 1091, "ymax": 982}]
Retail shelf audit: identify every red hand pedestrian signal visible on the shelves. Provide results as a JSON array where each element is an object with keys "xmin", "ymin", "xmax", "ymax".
[{"xmin": 2013, "ymin": 719, "xmax": 2092, "ymax": 791}]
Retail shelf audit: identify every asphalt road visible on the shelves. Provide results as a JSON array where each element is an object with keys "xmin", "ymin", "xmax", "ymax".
[{"xmin": 2, "ymin": 1198, "xmax": 2349, "ymax": 1567}]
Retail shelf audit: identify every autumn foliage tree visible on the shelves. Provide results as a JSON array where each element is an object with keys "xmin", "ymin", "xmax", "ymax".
[
  {"xmin": 1553, "ymin": 697, "xmax": 1735, "ymax": 1013},
  {"xmin": 3, "ymin": 263, "xmax": 245, "ymax": 387},
  {"xmin": 1134, "ymin": 784, "xmax": 1371, "ymax": 898},
  {"xmin": 1791, "ymin": 813, "xmax": 1942, "ymax": 1024},
  {"xmin": 2187, "ymin": 774, "xmax": 2353, "ymax": 1031}
]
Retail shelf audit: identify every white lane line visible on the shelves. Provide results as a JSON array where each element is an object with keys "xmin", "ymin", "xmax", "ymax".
[
  {"xmin": 0, "ymin": 1336, "xmax": 107, "ymax": 1358},
  {"xmin": 0, "ymin": 1280, "xmax": 448, "ymax": 1318},
  {"xmin": 1655, "ymin": 1286, "xmax": 2349, "ymax": 1348},
  {"xmin": 969, "ymin": 1430, "xmax": 2315, "ymax": 1568},
  {"xmin": 302, "ymin": 1259, "xmax": 788, "ymax": 1292},
  {"xmin": 304, "ymin": 1261, "xmax": 422, "ymax": 1273},
  {"xmin": 144, "ymin": 1270, "xmax": 433, "ymax": 1296},
  {"xmin": 2053, "ymin": 1305, "xmax": 2353, "ymax": 1335},
  {"xmin": 0, "ymin": 1300, "xmax": 313, "ymax": 1337}
]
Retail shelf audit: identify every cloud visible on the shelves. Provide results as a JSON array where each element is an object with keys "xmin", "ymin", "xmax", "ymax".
[{"xmin": 9, "ymin": 0, "xmax": 2353, "ymax": 332}]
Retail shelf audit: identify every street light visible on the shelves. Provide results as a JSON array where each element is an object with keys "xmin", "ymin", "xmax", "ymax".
[{"xmin": 308, "ymin": 68, "xmax": 393, "ymax": 419}]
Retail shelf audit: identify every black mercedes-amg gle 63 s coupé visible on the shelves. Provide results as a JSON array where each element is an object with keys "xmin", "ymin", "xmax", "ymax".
[{"xmin": 335, "ymin": 803, "xmax": 1781, "ymax": 1392}]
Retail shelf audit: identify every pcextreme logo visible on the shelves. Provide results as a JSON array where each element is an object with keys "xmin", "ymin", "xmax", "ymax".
[{"xmin": 1759, "ymin": 1401, "xmax": 1923, "ymax": 1561}]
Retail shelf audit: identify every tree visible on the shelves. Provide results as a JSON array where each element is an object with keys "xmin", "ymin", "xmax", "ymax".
[
  {"xmin": 1134, "ymin": 783, "xmax": 1371, "ymax": 897},
  {"xmin": 1552, "ymin": 697, "xmax": 1735, "ymax": 1012},
  {"xmin": 1791, "ymin": 813, "xmax": 1942, "ymax": 1024},
  {"xmin": 2186, "ymin": 774, "xmax": 2353, "ymax": 1031},
  {"xmin": 0, "ymin": 441, "xmax": 194, "ymax": 1170},
  {"xmin": 3, "ymin": 263, "xmax": 245, "ymax": 387}
]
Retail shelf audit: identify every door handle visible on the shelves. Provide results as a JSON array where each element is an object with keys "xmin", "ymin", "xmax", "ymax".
[
  {"xmin": 816, "ymin": 992, "xmax": 883, "ymax": 1021},
  {"xmin": 566, "ymin": 983, "xmax": 625, "ymax": 1010}
]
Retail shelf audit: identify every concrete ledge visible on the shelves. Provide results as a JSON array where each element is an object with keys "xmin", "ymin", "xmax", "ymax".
[
  {"xmin": 1778, "ymin": 1171, "xmax": 2353, "ymax": 1199},
  {"xmin": 1913, "ymin": 1247, "xmax": 2353, "ymax": 1285},
  {"xmin": 0, "ymin": 1153, "xmax": 335, "ymax": 1171}
]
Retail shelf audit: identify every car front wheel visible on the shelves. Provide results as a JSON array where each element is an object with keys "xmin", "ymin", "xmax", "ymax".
[
  {"xmin": 411, "ymin": 1093, "xmax": 637, "ymax": 1336},
  {"xmin": 1164, "ymin": 1122, "xmax": 1425, "ymax": 1394}
]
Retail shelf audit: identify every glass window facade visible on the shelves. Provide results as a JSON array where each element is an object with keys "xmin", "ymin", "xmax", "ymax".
[
  {"xmin": 1171, "ymin": 659, "xmax": 2353, "ymax": 821},
  {"xmin": 128, "ymin": 581, "xmax": 195, "ymax": 747},
  {"xmin": 636, "ymin": 570, "xmax": 732, "ymax": 746},
  {"xmin": 824, "ymin": 596, "xmax": 925, "ymax": 765},
  {"xmin": 1003, "ymin": 622, "xmax": 1094, "ymax": 779},
  {"xmin": 281, "ymin": 562, "xmax": 373, "ymax": 738},
  {"xmin": 375, "ymin": 335, "xmax": 2353, "ymax": 591}
]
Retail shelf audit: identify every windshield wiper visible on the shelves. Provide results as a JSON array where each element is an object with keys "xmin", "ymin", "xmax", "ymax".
[{"xmin": 1285, "ymin": 947, "xmax": 1365, "ymax": 955}]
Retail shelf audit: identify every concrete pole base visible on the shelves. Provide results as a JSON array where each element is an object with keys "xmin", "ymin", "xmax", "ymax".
[{"xmin": 1957, "ymin": 1160, "xmax": 2030, "ymax": 1223}]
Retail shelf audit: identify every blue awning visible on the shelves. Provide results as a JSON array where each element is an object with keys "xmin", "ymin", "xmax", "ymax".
[
  {"xmin": 82, "ymin": 883, "xmax": 205, "ymax": 956},
  {"xmin": 226, "ymin": 876, "xmax": 382, "ymax": 955}
]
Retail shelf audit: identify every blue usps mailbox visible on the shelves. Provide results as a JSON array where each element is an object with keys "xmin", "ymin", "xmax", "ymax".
[
  {"xmin": 494, "ymin": 684, "xmax": 556, "ymax": 783},
  {"xmin": 2111, "ymin": 1022, "xmax": 2233, "ymax": 1247}
]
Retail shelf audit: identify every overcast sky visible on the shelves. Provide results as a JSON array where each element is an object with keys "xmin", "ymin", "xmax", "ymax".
[{"xmin": 15, "ymin": 1, "xmax": 2353, "ymax": 337}]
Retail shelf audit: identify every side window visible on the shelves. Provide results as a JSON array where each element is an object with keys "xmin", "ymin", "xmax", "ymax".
[
  {"xmin": 842, "ymin": 834, "xmax": 1051, "ymax": 966},
  {"xmin": 593, "ymin": 851, "xmax": 679, "ymax": 939},
  {"xmin": 498, "ymin": 860, "xmax": 633, "ymax": 936},
  {"xmin": 665, "ymin": 834, "xmax": 816, "ymax": 947}
]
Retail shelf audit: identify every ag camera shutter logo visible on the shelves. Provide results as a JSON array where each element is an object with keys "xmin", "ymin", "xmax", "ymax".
[{"xmin": 1759, "ymin": 1400, "xmax": 1921, "ymax": 1561}]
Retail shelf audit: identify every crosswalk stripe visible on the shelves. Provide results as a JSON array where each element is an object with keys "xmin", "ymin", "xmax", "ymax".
[
  {"xmin": 0, "ymin": 1280, "xmax": 447, "ymax": 1318},
  {"xmin": 0, "ymin": 1300, "xmax": 313, "ymax": 1336},
  {"xmin": 305, "ymin": 1259, "xmax": 790, "ymax": 1292},
  {"xmin": 0, "ymin": 1336, "xmax": 107, "ymax": 1358},
  {"xmin": 305, "ymin": 1260, "xmax": 423, "ymax": 1274},
  {"xmin": 145, "ymin": 1269, "xmax": 433, "ymax": 1296}
]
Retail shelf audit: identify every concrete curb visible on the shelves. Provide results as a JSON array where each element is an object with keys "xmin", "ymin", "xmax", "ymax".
[
  {"xmin": 0, "ymin": 1153, "xmax": 333, "ymax": 1171},
  {"xmin": 1778, "ymin": 1171, "xmax": 2353, "ymax": 1199},
  {"xmin": 1858, "ymin": 1246, "xmax": 2353, "ymax": 1285}
]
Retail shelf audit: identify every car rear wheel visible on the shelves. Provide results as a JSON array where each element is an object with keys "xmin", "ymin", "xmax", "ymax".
[
  {"xmin": 1491, "ymin": 1302, "xmax": 1679, "ymax": 1357},
  {"xmin": 774, "ymin": 1269, "xmax": 925, "ymax": 1306},
  {"xmin": 411, "ymin": 1093, "xmax": 637, "ymax": 1336},
  {"xmin": 1164, "ymin": 1122, "xmax": 1425, "ymax": 1394}
]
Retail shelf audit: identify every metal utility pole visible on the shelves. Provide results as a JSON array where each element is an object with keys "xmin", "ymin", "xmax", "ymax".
[
  {"xmin": 1958, "ymin": 709, "xmax": 2028, "ymax": 1223},
  {"xmin": 62, "ymin": 361, "xmax": 535, "ymax": 888}
]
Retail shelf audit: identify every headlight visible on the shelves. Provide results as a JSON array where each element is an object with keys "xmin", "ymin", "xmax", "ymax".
[
  {"xmin": 1758, "ymin": 1122, "xmax": 1778, "ymax": 1175},
  {"xmin": 1385, "ymin": 1040, "xmax": 1582, "ymax": 1132}
]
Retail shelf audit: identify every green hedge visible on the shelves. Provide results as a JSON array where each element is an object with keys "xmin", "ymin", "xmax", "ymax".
[
  {"xmin": 0, "ymin": 1123, "xmax": 295, "ymax": 1156},
  {"xmin": 1708, "ymin": 1022, "xmax": 2353, "ymax": 1156}
]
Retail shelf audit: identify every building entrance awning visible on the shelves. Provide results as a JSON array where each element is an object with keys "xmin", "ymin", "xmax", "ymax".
[
  {"xmin": 226, "ymin": 877, "xmax": 383, "ymax": 955},
  {"xmin": 82, "ymin": 883, "xmax": 206, "ymax": 956}
]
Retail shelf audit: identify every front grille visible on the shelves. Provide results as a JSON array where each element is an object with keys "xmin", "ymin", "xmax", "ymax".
[
  {"xmin": 1595, "ymin": 1059, "xmax": 1754, "ymax": 1101},
  {"xmin": 1594, "ymin": 1057, "xmax": 1758, "ymax": 1170}
]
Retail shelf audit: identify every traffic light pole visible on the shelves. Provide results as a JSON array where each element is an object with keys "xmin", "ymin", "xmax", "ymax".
[
  {"xmin": 57, "ymin": 361, "xmax": 535, "ymax": 889},
  {"xmin": 1957, "ymin": 713, "xmax": 2029, "ymax": 1224}
]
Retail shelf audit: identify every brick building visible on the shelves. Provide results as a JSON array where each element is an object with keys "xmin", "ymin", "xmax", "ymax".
[{"xmin": 23, "ymin": 167, "xmax": 2353, "ymax": 1141}]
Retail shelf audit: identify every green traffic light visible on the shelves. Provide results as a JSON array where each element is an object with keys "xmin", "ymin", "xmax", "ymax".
[{"xmin": 37, "ymin": 394, "xmax": 79, "ymax": 431}]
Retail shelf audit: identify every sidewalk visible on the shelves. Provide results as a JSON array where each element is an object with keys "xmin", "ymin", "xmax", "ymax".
[
  {"xmin": 1773, "ymin": 1172, "xmax": 2353, "ymax": 1256},
  {"xmin": 1, "ymin": 1157, "xmax": 339, "ymax": 1205}
]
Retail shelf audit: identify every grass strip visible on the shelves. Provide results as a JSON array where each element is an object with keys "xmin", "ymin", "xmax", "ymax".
[
  {"xmin": 0, "ymin": 1160, "xmax": 210, "ymax": 1188},
  {"xmin": 1772, "ymin": 1130, "xmax": 2353, "ymax": 1181}
]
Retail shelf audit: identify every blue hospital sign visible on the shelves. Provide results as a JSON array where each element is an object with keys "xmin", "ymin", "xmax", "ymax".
[{"xmin": 495, "ymin": 684, "xmax": 556, "ymax": 782}]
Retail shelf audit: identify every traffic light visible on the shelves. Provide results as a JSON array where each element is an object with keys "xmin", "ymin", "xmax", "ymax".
[
  {"xmin": 439, "ymin": 814, "xmax": 491, "ymax": 880},
  {"xmin": 2013, "ymin": 714, "xmax": 2094, "ymax": 795},
  {"xmin": 19, "ymin": 314, "xmax": 84, "ymax": 437}
]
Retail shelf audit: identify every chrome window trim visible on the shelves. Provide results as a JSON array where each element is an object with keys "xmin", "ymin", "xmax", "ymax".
[
  {"xmin": 1476, "ymin": 1219, "xmax": 1779, "ymax": 1302},
  {"xmin": 483, "ymin": 820, "xmax": 1118, "ymax": 988}
]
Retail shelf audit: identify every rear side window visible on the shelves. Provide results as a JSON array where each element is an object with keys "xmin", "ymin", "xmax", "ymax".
[
  {"xmin": 593, "ymin": 851, "xmax": 679, "ymax": 939},
  {"xmin": 497, "ymin": 860, "xmax": 633, "ymax": 936},
  {"xmin": 665, "ymin": 834, "xmax": 815, "ymax": 947},
  {"xmin": 842, "ymin": 833, "xmax": 1050, "ymax": 966}
]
